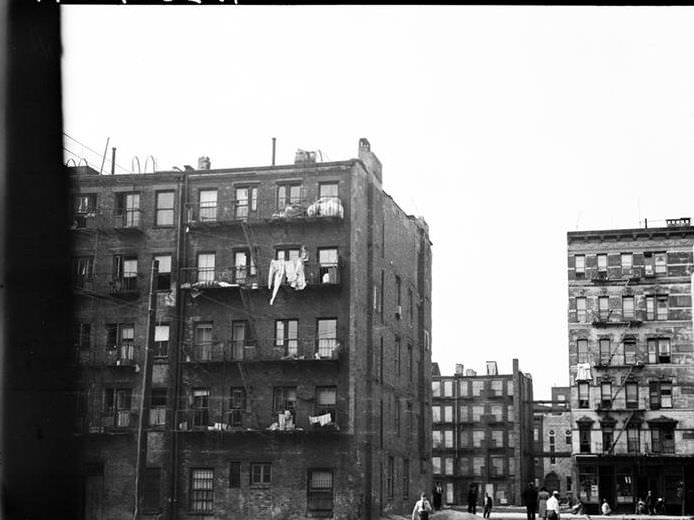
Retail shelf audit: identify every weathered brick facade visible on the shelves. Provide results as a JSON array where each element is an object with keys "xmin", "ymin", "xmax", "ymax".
[
  {"xmin": 567, "ymin": 221, "xmax": 694, "ymax": 514},
  {"xmin": 70, "ymin": 139, "xmax": 432, "ymax": 519},
  {"xmin": 533, "ymin": 387, "xmax": 572, "ymax": 496},
  {"xmin": 430, "ymin": 359, "xmax": 534, "ymax": 507}
]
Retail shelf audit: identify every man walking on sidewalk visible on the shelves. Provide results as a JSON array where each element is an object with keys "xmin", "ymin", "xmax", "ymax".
[{"xmin": 523, "ymin": 482, "xmax": 539, "ymax": 520}]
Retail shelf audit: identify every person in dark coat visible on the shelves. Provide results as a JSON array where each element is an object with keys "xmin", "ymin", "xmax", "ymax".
[
  {"xmin": 433, "ymin": 482, "xmax": 443, "ymax": 511},
  {"xmin": 468, "ymin": 484, "xmax": 480, "ymax": 514},
  {"xmin": 645, "ymin": 490, "xmax": 655, "ymax": 515},
  {"xmin": 483, "ymin": 492, "xmax": 493, "ymax": 518},
  {"xmin": 523, "ymin": 482, "xmax": 539, "ymax": 520}
]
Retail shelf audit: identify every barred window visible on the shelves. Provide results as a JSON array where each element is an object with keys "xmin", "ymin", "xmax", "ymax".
[
  {"xmin": 190, "ymin": 469, "xmax": 214, "ymax": 513},
  {"xmin": 308, "ymin": 469, "xmax": 334, "ymax": 514}
]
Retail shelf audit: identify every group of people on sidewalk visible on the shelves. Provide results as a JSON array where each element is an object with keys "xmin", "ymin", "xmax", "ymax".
[{"xmin": 523, "ymin": 483, "xmax": 561, "ymax": 520}]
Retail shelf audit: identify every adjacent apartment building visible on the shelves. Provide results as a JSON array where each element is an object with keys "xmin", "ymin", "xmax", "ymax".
[
  {"xmin": 431, "ymin": 359, "xmax": 534, "ymax": 507},
  {"xmin": 567, "ymin": 218, "xmax": 694, "ymax": 514},
  {"xmin": 532, "ymin": 387, "xmax": 573, "ymax": 496},
  {"xmin": 69, "ymin": 138, "xmax": 433, "ymax": 520}
]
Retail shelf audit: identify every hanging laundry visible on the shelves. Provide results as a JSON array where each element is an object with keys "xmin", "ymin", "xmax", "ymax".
[
  {"xmin": 576, "ymin": 362, "xmax": 593, "ymax": 381},
  {"xmin": 285, "ymin": 259, "xmax": 299, "ymax": 287},
  {"xmin": 268, "ymin": 259, "xmax": 285, "ymax": 305},
  {"xmin": 294, "ymin": 259, "xmax": 306, "ymax": 290},
  {"xmin": 309, "ymin": 413, "xmax": 332, "ymax": 426},
  {"xmin": 165, "ymin": 287, "xmax": 176, "ymax": 307}
]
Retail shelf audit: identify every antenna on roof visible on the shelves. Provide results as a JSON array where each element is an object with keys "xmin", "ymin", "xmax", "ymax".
[{"xmin": 99, "ymin": 137, "xmax": 110, "ymax": 175}]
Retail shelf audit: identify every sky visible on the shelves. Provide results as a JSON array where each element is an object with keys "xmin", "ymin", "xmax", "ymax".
[{"xmin": 62, "ymin": 6, "xmax": 694, "ymax": 399}]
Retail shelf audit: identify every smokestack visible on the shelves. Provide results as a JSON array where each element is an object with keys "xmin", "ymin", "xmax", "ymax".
[
  {"xmin": 197, "ymin": 156, "xmax": 211, "ymax": 170},
  {"xmin": 455, "ymin": 364, "xmax": 465, "ymax": 376},
  {"xmin": 272, "ymin": 137, "xmax": 276, "ymax": 166},
  {"xmin": 111, "ymin": 147, "xmax": 116, "ymax": 175}
]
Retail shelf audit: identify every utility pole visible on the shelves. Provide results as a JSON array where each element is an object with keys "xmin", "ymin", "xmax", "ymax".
[{"xmin": 133, "ymin": 259, "xmax": 158, "ymax": 520}]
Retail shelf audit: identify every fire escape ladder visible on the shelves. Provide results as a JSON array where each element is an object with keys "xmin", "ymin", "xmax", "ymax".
[{"xmin": 608, "ymin": 410, "xmax": 636, "ymax": 454}]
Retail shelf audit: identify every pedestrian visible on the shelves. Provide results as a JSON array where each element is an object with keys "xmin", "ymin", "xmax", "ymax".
[
  {"xmin": 654, "ymin": 497, "xmax": 665, "ymax": 515},
  {"xmin": 483, "ymin": 492, "xmax": 493, "ymax": 519},
  {"xmin": 635, "ymin": 498, "xmax": 646, "ymax": 515},
  {"xmin": 546, "ymin": 490, "xmax": 561, "ymax": 520},
  {"xmin": 468, "ymin": 484, "xmax": 479, "ymax": 515},
  {"xmin": 538, "ymin": 487, "xmax": 550, "ymax": 519},
  {"xmin": 601, "ymin": 499, "xmax": 612, "ymax": 516},
  {"xmin": 412, "ymin": 493, "xmax": 433, "ymax": 520},
  {"xmin": 523, "ymin": 482, "xmax": 539, "ymax": 520},
  {"xmin": 645, "ymin": 491, "xmax": 655, "ymax": 516},
  {"xmin": 433, "ymin": 482, "xmax": 443, "ymax": 511}
]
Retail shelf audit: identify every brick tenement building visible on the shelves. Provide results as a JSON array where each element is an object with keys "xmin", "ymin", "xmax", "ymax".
[
  {"xmin": 69, "ymin": 138, "xmax": 433, "ymax": 520},
  {"xmin": 532, "ymin": 387, "xmax": 573, "ymax": 496},
  {"xmin": 430, "ymin": 360, "xmax": 534, "ymax": 507},
  {"xmin": 567, "ymin": 219, "xmax": 694, "ymax": 514}
]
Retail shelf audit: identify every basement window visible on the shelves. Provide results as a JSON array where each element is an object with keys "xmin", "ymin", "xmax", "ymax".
[{"xmin": 190, "ymin": 469, "xmax": 214, "ymax": 513}]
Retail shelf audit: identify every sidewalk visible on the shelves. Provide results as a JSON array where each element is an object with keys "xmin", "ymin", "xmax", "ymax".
[{"xmin": 381, "ymin": 510, "xmax": 694, "ymax": 520}]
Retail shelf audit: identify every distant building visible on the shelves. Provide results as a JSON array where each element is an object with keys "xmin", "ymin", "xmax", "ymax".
[
  {"xmin": 69, "ymin": 138, "xmax": 433, "ymax": 519},
  {"xmin": 533, "ymin": 387, "xmax": 573, "ymax": 496},
  {"xmin": 431, "ymin": 359, "xmax": 534, "ymax": 506},
  {"xmin": 567, "ymin": 219, "xmax": 694, "ymax": 514}
]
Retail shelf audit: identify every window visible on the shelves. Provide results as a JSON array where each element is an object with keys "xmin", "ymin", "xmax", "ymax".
[
  {"xmin": 74, "ymin": 322, "xmax": 91, "ymax": 350},
  {"xmin": 192, "ymin": 389, "xmax": 209, "ymax": 427},
  {"xmin": 491, "ymin": 456, "xmax": 504, "ymax": 477},
  {"xmin": 432, "ymin": 430, "xmax": 442, "ymax": 449},
  {"xmin": 443, "ymin": 380, "xmax": 453, "ymax": 397},
  {"xmin": 626, "ymin": 425, "xmax": 640, "ymax": 453},
  {"xmin": 491, "ymin": 430, "xmax": 504, "ymax": 447},
  {"xmin": 153, "ymin": 325, "xmax": 169, "ymax": 359},
  {"xmin": 567, "ymin": 477, "xmax": 573, "ymax": 492},
  {"xmin": 407, "ymin": 402, "xmax": 413, "ymax": 437},
  {"xmin": 319, "ymin": 182, "xmax": 339, "ymax": 199},
  {"xmin": 432, "ymin": 456, "xmax": 441, "ymax": 475},
  {"xmin": 395, "ymin": 276, "xmax": 402, "ymax": 318},
  {"xmin": 402, "ymin": 459, "xmax": 410, "ymax": 499},
  {"xmin": 74, "ymin": 193, "xmax": 96, "ymax": 215},
  {"xmin": 549, "ymin": 430, "xmax": 556, "ymax": 463},
  {"xmin": 491, "ymin": 380, "xmax": 503, "ymax": 396},
  {"xmin": 579, "ymin": 424, "xmax": 591, "ymax": 453},
  {"xmin": 154, "ymin": 254, "xmax": 172, "ymax": 291},
  {"xmin": 459, "ymin": 430, "xmax": 470, "ymax": 447},
  {"xmin": 473, "ymin": 430, "xmax": 485, "ymax": 447},
  {"xmin": 316, "ymin": 387, "xmax": 337, "ymax": 423},
  {"xmin": 233, "ymin": 249, "xmax": 256, "ymax": 284},
  {"xmin": 197, "ymin": 253, "xmax": 215, "ymax": 283},
  {"xmin": 621, "ymin": 253, "xmax": 633, "ymax": 270},
  {"xmin": 72, "ymin": 256, "xmax": 94, "ymax": 287},
  {"xmin": 648, "ymin": 338, "xmax": 671, "ymax": 364},
  {"xmin": 104, "ymin": 388, "xmax": 132, "ymax": 427},
  {"xmin": 575, "ymin": 255, "xmax": 586, "ymax": 276},
  {"xmin": 624, "ymin": 339, "xmax": 637, "ymax": 365},
  {"xmin": 490, "ymin": 405, "xmax": 503, "ymax": 421},
  {"xmin": 143, "ymin": 468, "xmax": 161, "ymax": 513},
  {"xmin": 275, "ymin": 319, "xmax": 298, "ymax": 356},
  {"xmin": 115, "ymin": 192, "xmax": 141, "ymax": 227},
  {"xmin": 408, "ymin": 343, "xmax": 413, "ymax": 381},
  {"xmin": 507, "ymin": 404, "xmax": 514, "ymax": 420},
  {"xmin": 273, "ymin": 387, "xmax": 297, "ymax": 421},
  {"xmin": 578, "ymin": 383, "xmax": 590, "ymax": 409},
  {"xmin": 117, "ymin": 324, "xmax": 135, "ymax": 362},
  {"xmin": 472, "ymin": 381, "xmax": 483, "ymax": 396},
  {"xmin": 458, "ymin": 457, "xmax": 470, "ymax": 476},
  {"xmin": 308, "ymin": 469, "xmax": 334, "ymax": 514},
  {"xmin": 444, "ymin": 430, "xmax": 454, "ymax": 448},
  {"xmin": 442, "ymin": 406, "xmax": 453, "ymax": 423},
  {"xmin": 197, "ymin": 189, "xmax": 217, "ymax": 222},
  {"xmin": 598, "ymin": 296, "xmax": 609, "ymax": 320},
  {"xmin": 386, "ymin": 457, "xmax": 394, "ymax": 499},
  {"xmin": 600, "ymin": 382, "xmax": 612, "ymax": 409},
  {"xmin": 459, "ymin": 380, "xmax": 469, "ymax": 397},
  {"xmin": 155, "ymin": 191, "xmax": 175, "ymax": 226},
  {"xmin": 234, "ymin": 186, "xmax": 258, "ymax": 219},
  {"xmin": 194, "ymin": 323, "xmax": 213, "ymax": 361},
  {"xmin": 656, "ymin": 295, "xmax": 668, "ymax": 320},
  {"xmin": 622, "ymin": 296, "xmax": 634, "ymax": 320},
  {"xmin": 230, "ymin": 321, "xmax": 248, "ymax": 360},
  {"xmin": 150, "ymin": 389, "xmax": 167, "ymax": 426},
  {"xmin": 395, "ymin": 337, "xmax": 401, "ymax": 377},
  {"xmin": 432, "ymin": 406, "xmax": 441, "ymax": 424},
  {"xmin": 277, "ymin": 183, "xmax": 302, "ymax": 210},
  {"xmin": 597, "ymin": 254, "xmax": 607, "ymax": 272},
  {"xmin": 112, "ymin": 256, "xmax": 138, "ymax": 293},
  {"xmin": 459, "ymin": 405, "xmax": 469, "ymax": 422},
  {"xmin": 250, "ymin": 463, "xmax": 271, "ymax": 486},
  {"xmin": 649, "ymin": 381, "xmax": 672, "ymax": 409},
  {"xmin": 317, "ymin": 319, "xmax": 338, "ymax": 358},
  {"xmin": 650, "ymin": 424, "xmax": 675, "ymax": 454},
  {"xmin": 318, "ymin": 248, "xmax": 339, "ymax": 284},
  {"xmin": 229, "ymin": 462, "xmax": 241, "ymax": 488},
  {"xmin": 473, "ymin": 456, "xmax": 484, "ymax": 477},
  {"xmin": 655, "ymin": 252, "xmax": 667, "ymax": 275},
  {"xmin": 565, "ymin": 430, "xmax": 572, "ymax": 446},
  {"xmin": 444, "ymin": 457, "xmax": 454, "ymax": 476},
  {"xmin": 577, "ymin": 339, "xmax": 589, "ymax": 363},
  {"xmin": 625, "ymin": 382, "xmax": 639, "ymax": 409},
  {"xmin": 576, "ymin": 297, "xmax": 587, "ymax": 322},
  {"xmin": 432, "ymin": 381, "xmax": 441, "ymax": 397},
  {"xmin": 599, "ymin": 338, "xmax": 612, "ymax": 365},
  {"xmin": 408, "ymin": 288, "xmax": 414, "ymax": 323},
  {"xmin": 228, "ymin": 387, "xmax": 245, "ymax": 427},
  {"xmin": 472, "ymin": 405, "xmax": 484, "ymax": 421}
]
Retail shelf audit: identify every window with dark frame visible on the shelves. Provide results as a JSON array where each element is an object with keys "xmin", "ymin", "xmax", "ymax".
[
  {"xmin": 273, "ymin": 387, "xmax": 297, "ymax": 420},
  {"xmin": 395, "ymin": 276, "xmax": 402, "ymax": 317},
  {"xmin": 576, "ymin": 297, "xmax": 586, "ymax": 322},
  {"xmin": 275, "ymin": 319, "xmax": 298, "ymax": 356},
  {"xmin": 656, "ymin": 295, "xmax": 668, "ymax": 320},
  {"xmin": 149, "ymin": 389, "xmax": 167, "ymax": 426},
  {"xmin": 625, "ymin": 382, "xmax": 639, "ymax": 409},
  {"xmin": 318, "ymin": 182, "xmax": 339, "ymax": 199},
  {"xmin": 317, "ymin": 318, "xmax": 338, "ymax": 358},
  {"xmin": 395, "ymin": 337, "xmax": 401, "ymax": 377},
  {"xmin": 599, "ymin": 338, "xmax": 612, "ymax": 365},
  {"xmin": 74, "ymin": 322, "xmax": 91, "ymax": 350},
  {"xmin": 622, "ymin": 296, "xmax": 634, "ymax": 320},
  {"xmin": 307, "ymin": 469, "xmax": 334, "ymax": 514},
  {"xmin": 229, "ymin": 462, "xmax": 241, "ymax": 488},
  {"xmin": 624, "ymin": 339, "xmax": 637, "ymax": 365},
  {"xmin": 654, "ymin": 252, "xmax": 667, "ymax": 275},
  {"xmin": 154, "ymin": 254, "xmax": 172, "ymax": 291},
  {"xmin": 649, "ymin": 381, "xmax": 672, "ymax": 409},
  {"xmin": 153, "ymin": 324, "xmax": 169, "ymax": 359},
  {"xmin": 408, "ymin": 288, "xmax": 414, "ymax": 323},
  {"xmin": 578, "ymin": 383, "xmax": 590, "ymax": 409},
  {"xmin": 72, "ymin": 256, "xmax": 94, "ymax": 288},
  {"xmin": 579, "ymin": 424, "xmax": 591, "ymax": 453},
  {"xmin": 198, "ymin": 189, "xmax": 217, "ymax": 222},
  {"xmin": 192, "ymin": 388, "xmax": 209, "ymax": 427},
  {"xmin": 155, "ymin": 191, "xmax": 175, "ymax": 226},
  {"xmin": 315, "ymin": 386, "xmax": 337, "ymax": 423},
  {"xmin": 597, "ymin": 254, "xmax": 607, "ymax": 272},
  {"xmin": 575, "ymin": 254, "xmax": 586, "ymax": 277},
  {"xmin": 627, "ymin": 425, "xmax": 640, "ymax": 453},
  {"xmin": 600, "ymin": 382, "xmax": 612, "ymax": 409},
  {"xmin": 228, "ymin": 387, "xmax": 246, "ymax": 427},
  {"xmin": 602, "ymin": 424, "xmax": 614, "ymax": 452},
  {"xmin": 598, "ymin": 296, "xmax": 609, "ymax": 320},
  {"xmin": 115, "ymin": 192, "xmax": 141, "ymax": 227},
  {"xmin": 196, "ymin": 252, "xmax": 215, "ymax": 283},
  {"xmin": 621, "ymin": 253, "xmax": 633, "ymax": 271},
  {"xmin": 233, "ymin": 249, "xmax": 256, "ymax": 284},
  {"xmin": 104, "ymin": 388, "xmax": 132, "ymax": 427},
  {"xmin": 250, "ymin": 463, "xmax": 271, "ymax": 486},
  {"xmin": 650, "ymin": 424, "xmax": 675, "ymax": 454},
  {"xmin": 194, "ymin": 323, "xmax": 213, "ymax": 361},
  {"xmin": 190, "ymin": 468, "xmax": 214, "ymax": 513},
  {"xmin": 647, "ymin": 338, "xmax": 671, "ymax": 364},
  {"xmin": 577, "ymin": 339, "xmax": 589, "ymax": 363},
  {"xmin": 403, "ymin": 459, "xmax": 410, "ymax": 500},
  {"xmin": 386, "ymin": 456, "xmax": 394, "ymax": 499},
  {"xmin": 318, "ymin": 248, "xmax": 339, "ymax": 284},
  {"xmin": 276, "ymin": 183, "xmax": 302, "ymax": 209},
  {"xmin": 234, "ymin": 186, "xmax": 258, "ymax": 219}
]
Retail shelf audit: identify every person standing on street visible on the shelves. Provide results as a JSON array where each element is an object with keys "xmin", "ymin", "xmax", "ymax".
[
  {"xmin": 468, "ymin": 484, "xmax": 480, "ymax": 514},
  {"xmin": 523, "ymin": 482, "xmax": 539, "ymax": 520},
  {"xmin": 538, "ymin": 487, "xmax": 550, "ymax": 519},
  {"xmin": 645, "ymin": 490, "xmax": 655, "ymax": 515},
  {"xmin": 546, "ymin": 490, "xmax": 561, "ymax": 520},
  {"xmin": 412, "ymin": 493, "xmax": 433, "ymax": 520},
  {"xmin": 483, "ymin": 492, "xmax": 493, "ymax": 519}
]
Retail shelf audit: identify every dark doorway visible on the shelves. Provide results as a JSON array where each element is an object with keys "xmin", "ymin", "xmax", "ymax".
[
  {"xmin": 599, "ymin": 466, "xmax": 615, "ymax": 507},
  {"xmin": 545, "ymin": 471, "xmax": 560, "ymax": 494}
]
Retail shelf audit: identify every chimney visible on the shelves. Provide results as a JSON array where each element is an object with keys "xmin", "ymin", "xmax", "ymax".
[
  {"xmin": 465, "ymin": 369, "xmax": 477, "ymax": 377},
  {"xmin": 455, "ymin": 364, "xmax": 465, "ymax": 376},
  {"xmin": 357, "ymin": 137, "xmax": 382, "ymax": 183},
  {"xmin": 197, "ymin": 156, "xmax": 211, "ymax": 170},
  {"xmin": 486, "ymin": 361, "xmax": 498, "ymax": 376},
  {"xmin": 294, "ymin": 149, "xmax": 316, "ymax": 164}
]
